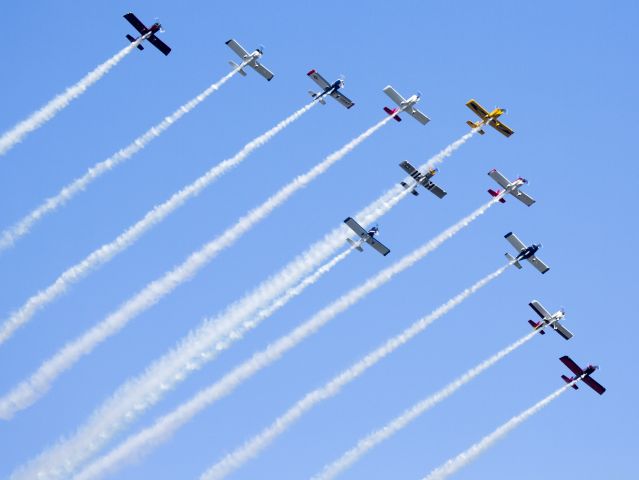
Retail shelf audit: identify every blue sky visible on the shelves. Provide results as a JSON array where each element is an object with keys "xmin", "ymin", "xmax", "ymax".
[{"xmin": 0, "ymin": 1, "xmax": 637, "ymax": 478}]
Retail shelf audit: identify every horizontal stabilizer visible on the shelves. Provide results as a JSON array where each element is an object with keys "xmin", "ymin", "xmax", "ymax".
[
  {"xmin": 346, "ymin": 238, "xmax": 364, "ymax": 252},
  {"xmin": 400, "ymin": 181, "xmax": 419, "ymax": 196},
  {"xmin": 505, "ymin": 252, "xmax": 522, "ymax": 269},
  {"xmin": 488, "ymin": 189, "xmax": 506, "ymax": 203},
  {"xmin": 384, "ymin": 107, "xmax": 402, "ymax": 122},
  {"xmin": 126, "ymin": 34, "xmax": 144, "ymax": 50},
  {"xmin": 528, "ymin": 319, "xmax": 545, "ymax": 334},
  {"xmin": 562, "ymin": 375, "xmax": 579, "ymax": 390},
  {"xmin": 229, "ymin": 61, "xmax": 247, "ymax": 76}
]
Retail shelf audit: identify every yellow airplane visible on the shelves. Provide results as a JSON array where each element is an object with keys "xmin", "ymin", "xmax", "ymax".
[{"xmin": 465, "ymin": 99, "xmax": 514, "ymax": 137}]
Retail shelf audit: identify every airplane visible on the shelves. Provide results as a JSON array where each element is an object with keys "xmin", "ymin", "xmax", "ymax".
[
  {"xmin": 528, "ymin": 300, "xmax": 573, "ymax": 340},
  {"xmin": 504, "ymin": 232, "xmax": 550, "ymax": 274},
  {"xmin": 225, "ymin": 39, "xmax": 274, "ymax": 81},
  {"xmin": 465, "ymin": 99, "xmax": 514, "ymax": 137},
  {"xmin": 487, "ymin": 169, "xmax": 535, "ymax": 206},
  {"xmin": 382, "ymin": 86, "xmax": 430, "ymax": 125},
  {"xmin": 344, "ymin": 217, "xmax": 390, "ymax": 256},
  {"xmin": 560, "ymin": 355, "xmax": 606, "ymax": 395},
  {"xmin": 307, "ymin": 70, "xmax": 354, "ymax": 109},
  {"xmin": 123, "ymin": 12, "xmax": 171, "ymax": 56},
  {"xmin": 398, "ymin": 161, "xmax": 447, "ymax": 199}
]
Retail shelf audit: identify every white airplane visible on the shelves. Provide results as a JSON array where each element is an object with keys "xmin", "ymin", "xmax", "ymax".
[
  {"xmin": 528, "ymin": 300, "xmax": 573, "ymax": 340},
  {"xmin": 504, "ymin": 232, "xmax": 550, "ymax": 274},
  {"xmin": 382, "ymin": 85, "xmax": 430, "ymax": 125},
  {"xmin": 399, "ymin": 161, "xmax": 447, "ymax": 198},
  {"xmin": 487, "ymin": 169, "xmax": 535, "ymax": 206},
  {"xmin": 344, "ymin": 217, "xmax": 390, "ymax": 256},
  {"xmin": 225, "ymin": 39, "xmax": 274, "ymax": 81}
]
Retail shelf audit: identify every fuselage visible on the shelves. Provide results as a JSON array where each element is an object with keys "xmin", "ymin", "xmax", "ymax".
[
  {"xmin": 401, "ymin": 94, "xmax": 420, "ymax": 109},
  {"xmin": 517, "ymin": 244, "xmax": 541, "ymax": 261},
  {"xmin": 316, "ymin": 80, "xmax": 343, "ymax": 99},
  {"xmin": 476, "ymin": 108, "xmax": 505, "ymax": 127}
]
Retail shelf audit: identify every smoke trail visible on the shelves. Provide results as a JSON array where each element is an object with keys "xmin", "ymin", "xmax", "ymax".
[
  {"xmin": 423, "ymin": 383, "xmax": 572, "ymax": 480},
  {"xmin": 0, "ymin": 100, "xmax": 317, "ymax": 346},
  {"xmin": 315, "ymin": 329, "xmax": 538, "ymax": 479},
  {"xmin": 421, "ymin": 130, "xmax": 478, "ymax": 172},
  {"xmin": 12, "ymin": 131, "xmax": 466, "ymax": 480},
  {"xmin": 72, "ymin": 249, "xmax": 354, "ymax": 480},
  {"xmin": 0, "ymin": 36, "xmax": 150, "ymax": 157},
  {"xmin": 0, "ymin": 65, "xmax": 242, "ymax": 252},
  {"xmin": 1, "ymin": 115, "xmax": 391, "ymax": 427},
  {"xmin": 199, "ymin": 262, "xmax": 510, "ymax": 480}
]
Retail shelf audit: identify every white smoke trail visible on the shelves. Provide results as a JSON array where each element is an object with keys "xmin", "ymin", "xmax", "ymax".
[
  {"xmin": 12, "ymin": 130, "xmax": 468, "ymax": 480},
  {"xmin": 2, "ymin": 114, "xmax": 391, "ymax": 435},
  {"xmin": 421, "ymin": 130, "xmax": 477, "ymax": 172},
  {"xmin": 199, "ymin": 261, "xmax": 510, "ymax": 480},
  {"xmin": 423, "ymin": 383, "xmax": 572, "ymax": 480},
  {"xmin": 0, "ymin": 65, "xmax": 242, "ymax": 252},
  {"xmin": 0, "ymin": 36, "xmax": 150, "ymax": 157},
  {"xmin": 72, "ymin": 248, "xmax": 354, "ymax": 480},
  {"xmin": 0, "ymin": 100, "xmax": 317, "ymax": 346},
  {"xmin": 315, "ymin": 329, "xmax": 538, "ymax": 479}
]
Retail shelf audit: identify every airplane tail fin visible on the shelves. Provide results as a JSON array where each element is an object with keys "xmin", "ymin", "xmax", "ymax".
[
  {"xmin": 488, "ymin": 189, "xmax": 506, "ymax": 203},
  {"xmin": 505, "ymin": 253, "xmax": 522, "ymax": 269},
  {"xmin": 400, "ymin": 181, "xmax": 419, "ymax": 196},
  {"xmin": 126, "ymin": 34, "xmax": 145, "ymax": 50},
  {"xmin": 308, "ymin": 91, "xmax": 325, "ymax": 104},
  {"xmin": 229, "ymin": 61, "xmax": 247, "ymax": 77},
  {"xmin": 347, "ymin": 238, "xmax": 364, "ymax": 252},
  {"xmin": 466, "ymin": 120, "xmax": 485, "ymax": 135},
  {"xmin": 562, "ymin": 374, "xmax": 579, "ymax": 390},
  {"xmin": 384, "ymin": 107, "xmax": 402, "ymax": 122},
  {"xmin": 528, "ymin": 319, "xmax": 546, "ymax": 334}
]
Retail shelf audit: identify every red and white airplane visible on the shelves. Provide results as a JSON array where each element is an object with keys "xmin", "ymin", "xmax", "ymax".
[
  {"xmin": 123, "ymin": 12, "xmax": 171, "ymax": 56},
  {"xmin": 560, "ymin": 355, "xmax": 606, "ymax": 395},
  {"xmin": 528, "ymin": 300, "xmax": 572, "ymax": 340},
  {"xmin": 382, "ymin": 86, "xmax": 429, "ymax": 125},
  {"xmin": 487, "ymin": 169, "xmax": 535, "ymax": 206}
]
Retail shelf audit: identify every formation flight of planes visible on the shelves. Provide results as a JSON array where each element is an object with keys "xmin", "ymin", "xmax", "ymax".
[
  {"xmin": 121, "ymin": 4, "xmax": 610, "ymax": 420},
  {"xmin": 4, "ymin": 11, "xmax": 606, "ymax": 479}
]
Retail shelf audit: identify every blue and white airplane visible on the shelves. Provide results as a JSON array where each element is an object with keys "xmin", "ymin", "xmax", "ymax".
[
  {"xmin": 307, "ymin": 70, "xmax": 355, "ymax": 109},
  {"xmin": 504, "ymin": 232, "xmax": 550, "ymax": 274},
  {"xmin": 344, "ymin": 217, "xmax": 390, "ymax": 256}
]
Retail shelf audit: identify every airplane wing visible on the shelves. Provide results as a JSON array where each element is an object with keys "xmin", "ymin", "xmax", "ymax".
[
  {"xmin": 488, "ymin": 169, "xmax": 511, "ymax": 189},
  {"xmin": 529, "ymin": 300, "xmax": 552, "ymax": 319},
  {"xmin": 560, "ymin": 355, "xmax": 584, "ymax": 376},
  {"xmin": 553, "ymin": 321, "xmax": 574, "ymax": 340},
  {"xmin": 367, "ymin": 237, "xmax": 390, "ymax": 256},
  {"xmin": 330, "ymin": 90, "xmax": 355, "ymax": 109},
  {"xmin": 514, "ymin": 190, "xmax": 535, "ymax": 207},
  {"xmin": 490, "ymin": 119, "xmax": 514, "ymax": 137},
  {"xmin": 527, "ymin": 255, "xmax": 550, "ymax": 274},
  {"xmin": 307, "ymin": 70, "xmax": 330, "ymax": 89},
  {"xmin": 124, "ymin": 13, "xmax": 148, "ymax": 34},
  {"xmin": 147, "ymin": 35, "xmax": 171, "ymax": 56},
  {"xmin": 504, "ymin": 232, "xmax": 526, "ymax": 252},
  {"xmin": 250, "ymin": 61, "xmax": 274, "ymax": 81},
  {"xmin": 344, "ymin": 217, "xmax": 368, "ymax": 239},
  {"xmin": 424, "ymin": 180, "xmax": 447, "ymax": 199},
  {"xmin": 466, "ymin": 99, "xmax": 489, "ymax": 119},
  {"xmin": 225, "ymin": 39, "xmax": 250, "ymax": 59},
  {"xmin": 583, "ymin": 376, "xmax": 606, "ymax": 395},
  {"xmin": 399, "ymin": 160, "xmax": 418, "ymax": 177},
  {"xmin": 383, "ymin": 85, "xmax": 406, "ymax": 107},
  {"xmin": 407, "ymin": 107, "xmax": 430, "ymax": 125}
]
